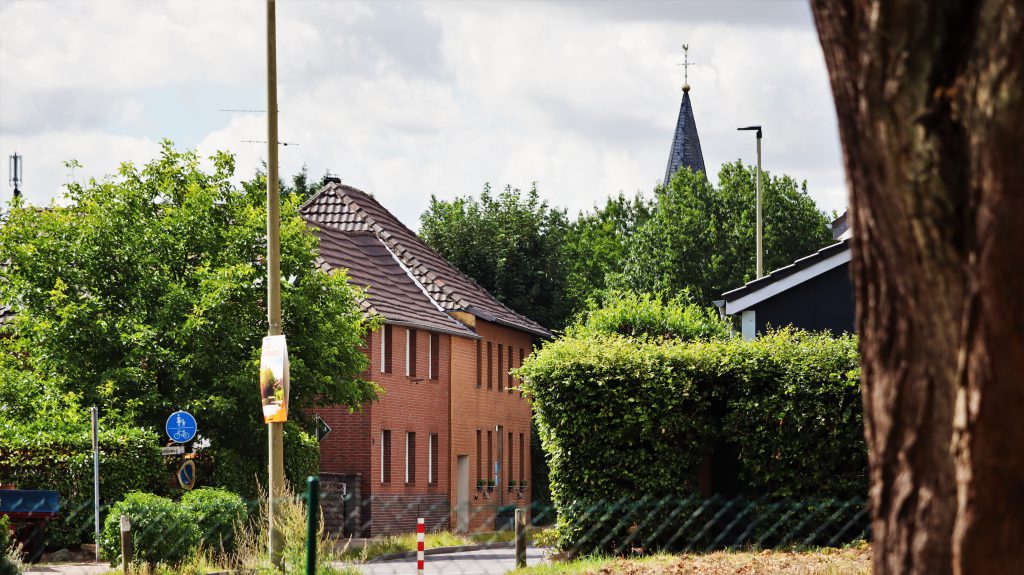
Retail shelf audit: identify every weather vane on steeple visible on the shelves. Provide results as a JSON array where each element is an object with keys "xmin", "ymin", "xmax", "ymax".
[{"xmin": 678, "ymin": 44, "xmax": 693, "ymax": 92}]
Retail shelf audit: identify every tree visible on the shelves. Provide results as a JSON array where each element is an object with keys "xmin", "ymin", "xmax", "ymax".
[
  {"xmin": 810, "ymin": 1, "xmax": 1024, "ymax": 573},
  {"xmin": 618, "ymin": 162, "xmax": 833, "ymax": 305},
  {"xmin": 419, "ymin": 184, "xmax": 573, "ymax": 330},
  {"xmin": 0, "ymin": 142, "xmax": 378, "ymax": 492},
  {"xmin": 564, "ymin": 192, "xmax": 652, "ymax": 313}
]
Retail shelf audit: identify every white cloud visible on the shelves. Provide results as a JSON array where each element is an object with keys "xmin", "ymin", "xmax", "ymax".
[{"xmin": 1, "ymin": 0, "xmax": 848, "ymax": 225}]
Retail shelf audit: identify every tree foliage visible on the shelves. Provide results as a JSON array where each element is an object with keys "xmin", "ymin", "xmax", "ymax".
[
  {"xmin": 0, "ymin": 142, "xmax": 378, "ymax": 495},
  {"xmin": 419, "ymin": 184, "xmax": 572, "ymax": 330},
  {"xmin": 618, "ymin": 162, "xmax": 833, "ymax": 304},
  {"xmin": 564, "ymin": 193, "xmax": 652, "ymax": 312}
]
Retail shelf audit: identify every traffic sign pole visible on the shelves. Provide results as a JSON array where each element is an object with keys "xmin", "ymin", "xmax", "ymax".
[{"xmin": 91, "ymin": 406, "xmax": 100, "ymax": 563}]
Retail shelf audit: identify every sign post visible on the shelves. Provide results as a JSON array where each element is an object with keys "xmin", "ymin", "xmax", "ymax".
[
  {"xmin": 91, "ymin": 406, "xmax": 100, "ymax": 562},
  {"xmin": 314, "ymin": 415, "xmax": 331, "ymax": 443}
]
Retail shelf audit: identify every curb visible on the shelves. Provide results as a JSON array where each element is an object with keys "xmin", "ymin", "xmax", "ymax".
[{"xmin": 367, "ymin": 541, "xmax": 515, "ymax": 563}]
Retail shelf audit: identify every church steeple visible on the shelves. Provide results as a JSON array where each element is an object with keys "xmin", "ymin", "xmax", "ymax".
[{"xmin": 664, "ymin": 44, "xmax": 706, "ymax": 184}]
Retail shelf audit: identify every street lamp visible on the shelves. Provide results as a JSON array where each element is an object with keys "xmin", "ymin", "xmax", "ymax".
[{"xmin": 737, "ymin": 126, "xmax": 763, "ymax": 278}]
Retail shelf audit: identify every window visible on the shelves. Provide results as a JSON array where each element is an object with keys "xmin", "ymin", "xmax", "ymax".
[
  {"xmin": 507, "ymin": 346, "xmax": 514, "ymax": 389},
  {"xmin": 508, "ymin": 432, "xmax": 513, "ymax": 487},
  {"xmin": 429, "ymin": 333, "xmax": 440, "ymax": 381},
  {"xmin": 429, "ymin": 433, "xmax": 438, "ymax": 485},
  {"xmin": 487, "ymin": 342, "xmax": 493, "ymax": 389},
  {"xmin": 405, "ymin": 432, "xmax": 416, "ymax": 484},
  {"xmin": 519, "ymin": 349, "xmax": 525, "ymax": 394},
  {"xmin": 498, "ymin": 344, "xmax": 504, "ymax": 391},
  {"xmin": 476, "ymin": 340, "xmax": 482, "ymax": 388},
  {"xmin": 487, "ymin": 430, "xmax": 493, "ymax": 483},
  {"xmin": 519, "ymin": 433, "xmax": 525, "ymax": 482},
  {"xmin": 406, "ymin": 329, "xmax": 417, "ymax": 377},
  {"xmin": 381, "ymin": 325, "xmax": 393, "ymax": 374},
  {"xmin": 381, "ymin": 429, "xmax": 392, "ymax": 483},
  {"xmin": 476, "ymin": 430, "xmax": 482, "ymax": 482}
]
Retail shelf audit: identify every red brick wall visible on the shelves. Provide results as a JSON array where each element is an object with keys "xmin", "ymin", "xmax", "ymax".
[
  {"xmin": 318, "ymin": 320, "xmax": 536, "ymax": 536},
  {"xmin": 369, "ymin": 326, "xmax": 452, "ymax": 535},
  {"xmin": 449, "ymin": 319, "xmax": 534, "ymax": 533}
]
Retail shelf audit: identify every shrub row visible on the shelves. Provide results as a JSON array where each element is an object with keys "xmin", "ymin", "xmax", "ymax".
[
  {"xmin": 518, "ymin": 327, "xmax": 864, "ymax": 553},
  {"xmin": 98, "ymin": 489, "xmax": 246, "ymax": 566},
  {"xmin": 0, "ymin": 418, "xmax": 164, "ymax": 547}
]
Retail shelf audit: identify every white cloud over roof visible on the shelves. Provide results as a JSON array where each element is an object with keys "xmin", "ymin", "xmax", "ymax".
[{"xmin": 0, "ymin": 0, "xmax": 848, "ymax": 226}]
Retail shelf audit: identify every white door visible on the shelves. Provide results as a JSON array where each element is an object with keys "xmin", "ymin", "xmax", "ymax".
[{"xmin": 456, "ymin": 455, "xmax": 469, "ymax": 533}]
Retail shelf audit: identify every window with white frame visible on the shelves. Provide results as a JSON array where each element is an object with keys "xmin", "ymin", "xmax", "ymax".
[{"xmin": 406, "ymin": 329, "xmax": 417, "ymax": 377}]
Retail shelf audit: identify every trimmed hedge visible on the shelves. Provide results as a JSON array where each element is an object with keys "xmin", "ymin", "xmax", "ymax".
[
  {"xmin": 518, "ymin": 328, "xmax": 865, "ymax": 554},
  {"xmin": 722, "ymin": 331, "xmax": 864, "ymax": 497},
  {"xmin": 0, "ymin": 418, "xmax": 164, "ymax": 547}
]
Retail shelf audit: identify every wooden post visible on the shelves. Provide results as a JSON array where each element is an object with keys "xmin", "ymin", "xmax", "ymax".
[
  {"xmin": 119, "ymin": 515, "xmax": 133, "ymax": 574},
  {"xmin": 515, "ymin": 508, "xmax": 526, "ymax": 568}
]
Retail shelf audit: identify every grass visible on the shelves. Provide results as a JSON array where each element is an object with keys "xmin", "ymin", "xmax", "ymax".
[{"xmin": 509, "ymin": 544, "xmax": 872, "ymax": 575}]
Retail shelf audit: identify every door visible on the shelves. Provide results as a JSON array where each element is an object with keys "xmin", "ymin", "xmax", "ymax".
[{"xmin": 456, "ymin": 455, "xmax": 469, "ymax": 533}]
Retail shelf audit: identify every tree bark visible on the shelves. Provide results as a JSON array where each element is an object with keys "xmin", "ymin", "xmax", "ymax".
[{"xmin": 809, "ymin": 1, "xmax": 1024, "ymax": 574}]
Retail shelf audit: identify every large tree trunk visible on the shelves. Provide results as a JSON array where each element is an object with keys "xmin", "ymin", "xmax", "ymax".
[{"xmin": 809, "ymin": 1, "xmax": 1024, "ymax": 574}]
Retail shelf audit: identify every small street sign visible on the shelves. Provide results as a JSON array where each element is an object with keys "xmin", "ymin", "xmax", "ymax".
[
  {"xmin": 166, "ymin": 411, "xmax": 197, "ymax": 444},
  {"xmin": 315, "ymin": 415, "xmax": 331, "ymax": 442},
  {"xmin": 160, "ymin": 445, "xmax": 185, "ymax": 456},
  {"xmin": 177, "ymin": 460, "xmax": 197, "ymax": 490}
]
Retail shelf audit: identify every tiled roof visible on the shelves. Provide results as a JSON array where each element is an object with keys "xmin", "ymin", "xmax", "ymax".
[
  {"xmin": 664, "ymin": 89, "xmax": 706, "ymax": 184},
  {"xmin": 300, "ymin": 184, "xmax": 551, "ymax": 338},
  {"xmin": 316, "ymin": 229, "xmax": 476, "ymax": 338}
]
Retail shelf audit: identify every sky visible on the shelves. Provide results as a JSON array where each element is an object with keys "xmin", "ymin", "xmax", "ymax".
[{"xmin": 0, "ymin": 0, "xmax": 848, "ymax": 230}]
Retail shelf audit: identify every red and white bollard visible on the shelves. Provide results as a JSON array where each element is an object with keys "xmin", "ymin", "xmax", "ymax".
[{"xmin": 417, "ymin": 517, "xmax": 425, "ymax": 575}]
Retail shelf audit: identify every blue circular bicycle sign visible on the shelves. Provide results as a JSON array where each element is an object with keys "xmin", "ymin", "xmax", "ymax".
[{"xmin": 166, "ymin": 411, "xmax": 197, "ymax": 444}]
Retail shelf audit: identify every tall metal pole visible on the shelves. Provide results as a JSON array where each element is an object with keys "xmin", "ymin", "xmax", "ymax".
[
  {"xmin": 755, "ymin": 130, "xmax": 763, "ymax": 278},
  {"xmin": 91, "ymin": 406, "xmax": 100, "ymax": 562},
  {"xmin": 265, "ymin": 0, "xmax": 285, "ymax": 568}
]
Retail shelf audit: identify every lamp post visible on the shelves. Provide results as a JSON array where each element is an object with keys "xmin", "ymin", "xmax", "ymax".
[{"xmin": 737, "ymin": 126, "xmax": 763, "ymax": 278}]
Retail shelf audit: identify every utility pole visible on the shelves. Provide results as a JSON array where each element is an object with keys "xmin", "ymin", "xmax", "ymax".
[
  {"xmin": 265, "ymin": 0, "xmax": 285, "ymax": 568},
  {"xmin": 737, "ymin": 126, "xmax": 763, "ymax": 278}
]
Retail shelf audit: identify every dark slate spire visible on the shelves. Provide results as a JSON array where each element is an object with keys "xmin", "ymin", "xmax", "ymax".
[{"xmin": 664, "ymin": 85, "xmax": 706, "ymax": 184}]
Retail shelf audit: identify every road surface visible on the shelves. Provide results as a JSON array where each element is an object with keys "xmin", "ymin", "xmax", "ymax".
[{"xmin": 347, "ymin": 546, "xmax": 547, "ymax": 575}]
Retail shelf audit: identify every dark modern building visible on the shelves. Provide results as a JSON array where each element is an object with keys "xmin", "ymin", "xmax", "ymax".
[{"xmin": 722, "ymin": 219, "xmax": 854, "ymax": 339}]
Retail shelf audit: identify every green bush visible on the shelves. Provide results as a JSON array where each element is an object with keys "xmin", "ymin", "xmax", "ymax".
[
  {"xmin": 99, "ymin": 493, "xmax": 199, "ymax": 566},
  {"xmin": 284, "ymin": 424, "xmax": 319, "ymax": 491},
  {"xmin": 0, "ymin": 417, "xmax": 163, "ymax": 547},
  {"xmin": 722, "ymin": 330, "xmax": 865, "ymax": 497},
  {"xmin": 181, "ymin": 488, "xmax": 246, "ymax": 552},
  {"xmin": 1, "ymin": 514, "xmax": 18, "ymax": 575},
  {"xmin": 570, "ymin": 290, "xmax": 729, "ymax": 341},
  {"xmin": 518, "ymin": 335, "xmax": 715, "ymax": 553},
  {"xmin": 518, "ymin": 316, "xmax": 865, "ymax": 554}
]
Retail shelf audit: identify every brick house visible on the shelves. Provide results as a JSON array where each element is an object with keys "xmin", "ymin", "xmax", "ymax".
[{"xmin": 299, "ymin": 181, "xmax": 549, "ymax": 536}]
